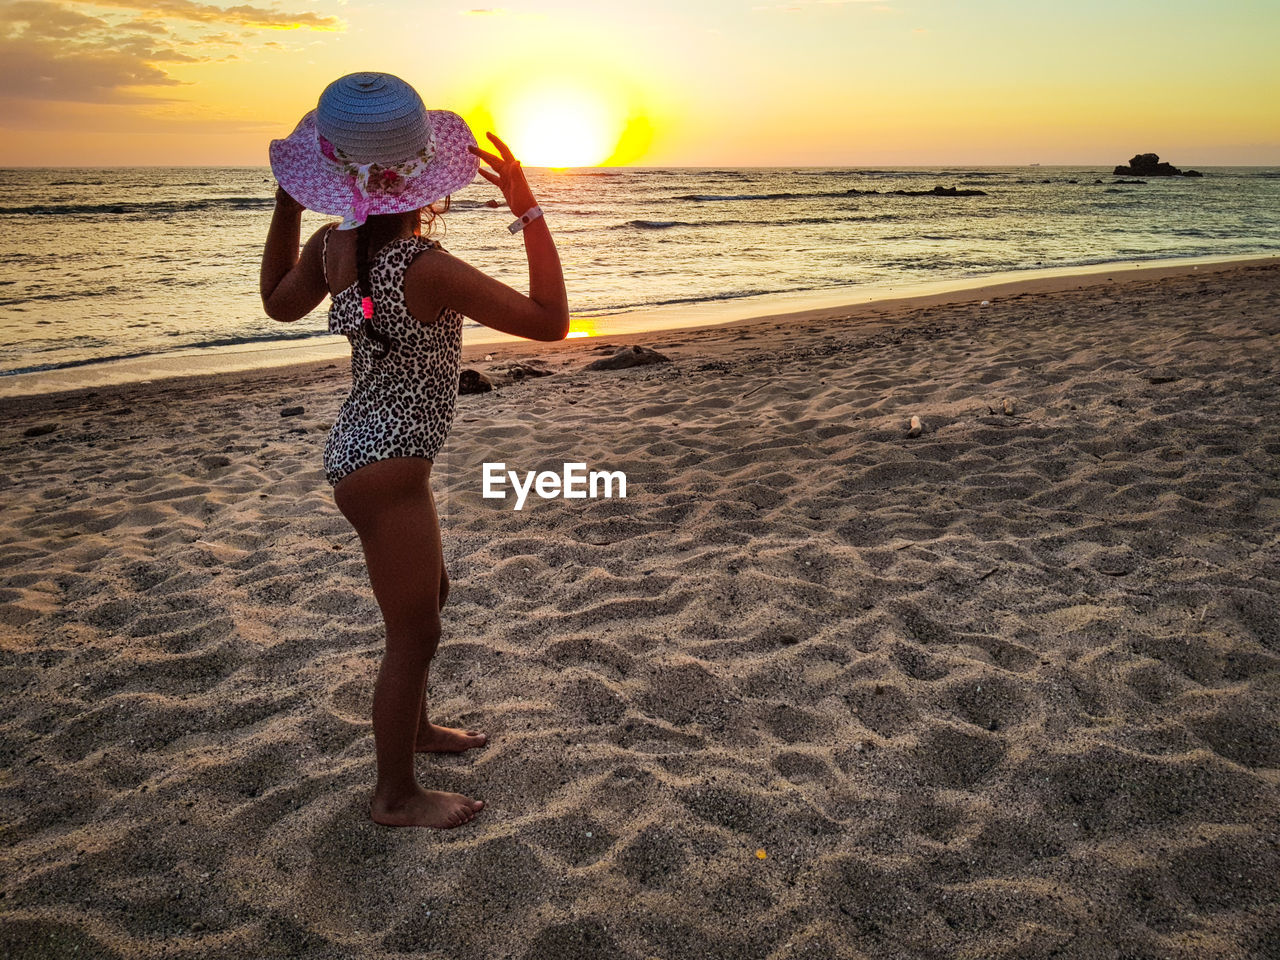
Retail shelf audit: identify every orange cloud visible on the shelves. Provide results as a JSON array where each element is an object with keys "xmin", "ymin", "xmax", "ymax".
[
  {"xmin": 120, "ymin": 18, "xmax": 170, "ymax": 33},
  {"xmin": 2, "ymin": 0, "xmax": 108, "ymax": 36},
  {"xmin": 66, "ymin": 0, "xmax": 343, "ymax": 30},
  {"xmin": 0, "ymin": 0, "xmax": 343, "ymax": 105}
]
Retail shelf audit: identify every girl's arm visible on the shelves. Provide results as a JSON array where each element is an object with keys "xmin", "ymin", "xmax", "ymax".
[
  {"xmin": 409, "ymin": 133, "xmax": 569, "ymax": 343},
  {"xmin": 260, "ymin": 186, "xmax": 331, "ymax": 323}
]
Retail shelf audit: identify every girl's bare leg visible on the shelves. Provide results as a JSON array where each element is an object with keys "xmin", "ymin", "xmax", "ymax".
[
  {"xmin": 415, "ymin": 561, "xmax": 487, "ymax": 752},
  {"xmin": 334, "ymin": 458, "xmax": 484, "ymax": 829},
  {"xmin": 413, "ymin": 486, "xmax": 487, "ymax": 753}
]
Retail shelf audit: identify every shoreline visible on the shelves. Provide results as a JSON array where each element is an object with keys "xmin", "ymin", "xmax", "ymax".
[{"xmin": 3, "ymin": 251, "xmax": 1276, "ymax": 402}]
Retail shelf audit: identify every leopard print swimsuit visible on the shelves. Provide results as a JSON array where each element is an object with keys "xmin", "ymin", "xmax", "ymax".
[{"xmin": 322, "ymin": 229, "xmax": 464, "ymax": 486}]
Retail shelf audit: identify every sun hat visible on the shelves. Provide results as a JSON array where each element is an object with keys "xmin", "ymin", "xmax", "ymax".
[{"xmin": 269, "ymin": 71, "xmax": 479, "ymax": 230}]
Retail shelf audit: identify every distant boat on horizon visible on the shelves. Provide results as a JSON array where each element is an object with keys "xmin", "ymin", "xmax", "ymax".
[{"xmin": 1029, "ymin": 162, "xmax": 1041, "ymax": 167}]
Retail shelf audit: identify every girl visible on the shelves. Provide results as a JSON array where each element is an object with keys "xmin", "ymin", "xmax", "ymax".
[{"xmin": 259, "ymin": 72, "xmax": 569, "ymax": 829}]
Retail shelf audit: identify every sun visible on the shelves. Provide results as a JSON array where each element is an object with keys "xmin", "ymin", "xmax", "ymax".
[{"xmin": 491, "ymin": 83, "xmax": 623, "ymax": 168}]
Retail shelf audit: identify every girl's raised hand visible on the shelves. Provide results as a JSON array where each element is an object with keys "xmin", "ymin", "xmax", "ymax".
[
  {"xmin": 274, "ymin": 183, "xmax": 303, "ymax": 214},
  {"xmin": 468, "ymin": 132, "xmax": 537, "ymax": 216}
]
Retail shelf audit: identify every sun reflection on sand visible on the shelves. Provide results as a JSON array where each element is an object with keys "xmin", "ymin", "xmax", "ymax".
[{"xmin": 565, "ymin": 317, "xmax": 599, "ymax": 339}]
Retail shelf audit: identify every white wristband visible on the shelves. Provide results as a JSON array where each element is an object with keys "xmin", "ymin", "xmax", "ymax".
[{"xmin": 508, "ymin": 205, "xmax": 544, "ymax": 233}]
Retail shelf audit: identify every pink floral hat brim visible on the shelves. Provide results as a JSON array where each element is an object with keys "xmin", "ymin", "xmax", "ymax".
[{"xmin": 269, "ymin": 109, "xmax": 479, "ymax": 228}]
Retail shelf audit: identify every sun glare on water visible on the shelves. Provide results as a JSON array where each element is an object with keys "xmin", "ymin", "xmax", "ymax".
[{"xmin": 493, "ymin": 84, "xmax": 623, "ymax": 168}]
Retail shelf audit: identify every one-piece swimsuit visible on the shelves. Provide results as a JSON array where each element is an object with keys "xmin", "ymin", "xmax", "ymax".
[{"xmin": 321, "ymin": 229, "xmax": 464, "ymax": 486}]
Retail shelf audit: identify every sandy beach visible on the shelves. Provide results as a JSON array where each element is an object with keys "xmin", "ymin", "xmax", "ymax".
[{"xmin": 2, "ymin": 257, "xmax": 1279, "ymax": 959}]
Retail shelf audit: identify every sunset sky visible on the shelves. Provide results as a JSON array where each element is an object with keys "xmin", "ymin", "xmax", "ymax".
[{"xmin": 0, "ymin": 0, "xmax": 1276, "ymax": 167}]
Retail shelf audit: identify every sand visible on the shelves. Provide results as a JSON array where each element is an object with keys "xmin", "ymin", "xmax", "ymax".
[{"xmin": 2, "ymin": 258, "xmax": 1278, "ymax": 959}]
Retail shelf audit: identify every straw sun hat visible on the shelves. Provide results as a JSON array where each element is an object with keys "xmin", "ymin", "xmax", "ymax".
[{"xmin": 269, "ymin": 72, "xmax": 479, "ymax": 230}]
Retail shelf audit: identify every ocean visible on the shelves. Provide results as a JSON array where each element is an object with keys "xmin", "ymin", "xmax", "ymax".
[{"xmin": 1, "ymin": 165, "xmax": 1278, "ymax": 381}]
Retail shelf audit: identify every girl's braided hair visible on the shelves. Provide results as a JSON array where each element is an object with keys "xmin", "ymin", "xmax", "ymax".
[{"xmin": 353, "ymin": 197, "xmax": 450, "ymax": 359}]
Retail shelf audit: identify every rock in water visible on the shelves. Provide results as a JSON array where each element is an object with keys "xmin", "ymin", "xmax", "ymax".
[
  {"xmin": 911, "ymin": 185, "xmax": 986, "ymax": 196},
  {"xmin": 1112, "ymin": 153, "xmax": 1203, "ymax": 177},
  {"xmin": 584, "ymin": 345, "xmax": 672, "ymax": 371},
  {"xmin": 458, "ymin": 369, "xmax": 493, "ymax": 394},
  {"xmin": 847, "ymin": 185, "xmax": 987, "ymax": 197}
]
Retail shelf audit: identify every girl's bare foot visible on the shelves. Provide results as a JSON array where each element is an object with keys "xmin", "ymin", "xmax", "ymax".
[
  {"xmin": 415, "ymin": 721, "xmax": 487, "ymax": 753},
  {"xmin": 370, "ymin": 786, "xmax": 484, "ymax": 828}
]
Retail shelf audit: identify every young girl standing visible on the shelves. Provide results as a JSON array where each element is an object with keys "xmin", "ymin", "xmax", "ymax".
[{"xmin": 259, "ymin": 72, "xmax": 569, "ymax": 829}]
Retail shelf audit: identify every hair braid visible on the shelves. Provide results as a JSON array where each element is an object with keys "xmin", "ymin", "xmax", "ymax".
[{"xmin": 355, "ymin": 222, "xmax": 392, "ymax": 358}]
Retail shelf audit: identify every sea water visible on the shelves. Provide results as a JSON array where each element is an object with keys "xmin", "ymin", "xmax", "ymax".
[{"xmin": 1, "ymin": 165, "xmax": 1277, "ymax": 381}]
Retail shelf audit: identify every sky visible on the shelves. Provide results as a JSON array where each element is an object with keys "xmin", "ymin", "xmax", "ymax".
[{"xmin": 0, "ymin": 0, "xmax": 1277, "ymax": 167}]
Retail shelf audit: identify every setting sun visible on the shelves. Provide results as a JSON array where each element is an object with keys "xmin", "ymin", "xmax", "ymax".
[{"xmin": 491, "ymin": 83, "xmax": 624, "ymax": 168}]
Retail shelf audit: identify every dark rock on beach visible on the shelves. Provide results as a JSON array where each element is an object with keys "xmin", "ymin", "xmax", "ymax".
[
  {"xmin": 492, "ymin": 360, "xmax": 553, "ymax": 381},
  {"xmin": 458, "ymin": 369, "xmax": 494, "ymax": 394},
  {"xmin": 279, "ymin": 406, "xmax": 304, "ymax": 417},
  {"xmin": 22, "ymin": 423, "xmax": 58, "ymax": 438},
  {"xmin": 584, "ymin": 345, "xmax": 672, "ymax": 371},
  {"xmin": 1113, "ymin": 153, "xmax": 1203, "ymax": 177}
]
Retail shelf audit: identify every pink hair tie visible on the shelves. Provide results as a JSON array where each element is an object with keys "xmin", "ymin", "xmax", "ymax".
[{"xmin": 361, "ymin": 296, "xmax": 374, "ymax": 320}]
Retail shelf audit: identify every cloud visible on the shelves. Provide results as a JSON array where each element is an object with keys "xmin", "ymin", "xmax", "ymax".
[
  {"xmin": 1, "ymin": 0, "xmax": 108, "ymax": 36},
  {"xmin": 120, "ymin": 18, "xmax": 170, "ymax": 33},
  {"xmin": 0, "ymin": 0, "xmax": 344, "ymax": 105},
  {"xmin": 0, "ymin": 37, "xmax": 185, "ymax": 103},
  {"xmin": 67, "ymin": 0, "xmax": 343, "ymax": 31},
  {"xmin": 458, "ymin": 6, "xmax": 546, "ymax": 20}
]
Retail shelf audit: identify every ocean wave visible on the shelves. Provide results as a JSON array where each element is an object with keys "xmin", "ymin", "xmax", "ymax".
[
  {"xmin": 572, "ymin": 285, "xmax": 828, "ymax": 316},
  {"xmin": 620, "ymin": 220, "xmax": 697, "ymax": 229},
  {"xmin": 614, "ymin": 213, "xmax": 901, "ymax": 230},
  {"xmin": 2, "ymin": 350, "xmax": 156, "ymax": 377},
  {"xmin": 674, "ymin": 186, "xmax": 993, "ymax": 202},
  {"xmin": 675, "ymin": 191, "xmax": 849, "ymax": 202},
  {"xmin": 446, "ymin": 198, "xmax": 501, "ymax": 211},
  {"xmin": 0, "ymin": 327, "xmax": 333, "ymax": 378},
  {"xmin": 0, "ymin": 286, "xmax": 124, "ymax": 306},
  {"xmin": 0, "ymin": 197, "xmax": 275, "ymax": 216}
]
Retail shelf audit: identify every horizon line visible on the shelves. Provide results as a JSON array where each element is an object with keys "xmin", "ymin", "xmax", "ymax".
[{"xmin": 1, "ymin": 162, "xmax": 1276, "ymax": 171}]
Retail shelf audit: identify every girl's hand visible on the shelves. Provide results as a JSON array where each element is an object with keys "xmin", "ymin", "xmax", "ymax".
[
  {"xmin": 274, "ymin": 184, "xmax": 303, "ymax": 214},
  {"xmin": 468, "ymin": 133, "xmax": 537, "ymax": 216}
]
